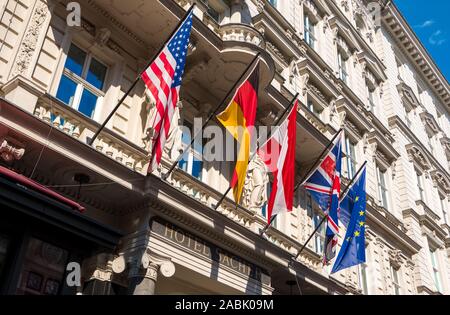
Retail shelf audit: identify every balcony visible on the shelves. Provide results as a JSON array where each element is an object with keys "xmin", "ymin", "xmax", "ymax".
[
  {"xmin": 34, "ymin": 94, "xmax": 150, "ymax": 174},
  {"xmin": 219, "ymin": 23, "xmax": 265, "ymax": 49}
]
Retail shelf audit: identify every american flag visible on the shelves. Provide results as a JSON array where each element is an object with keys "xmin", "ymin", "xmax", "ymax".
[
  {"xmin": 142, "ymin": 9, "xmax": 193, "ymax": 173},
  {"xmin": 303, "ymin": 130, "xmax": 344, "ymax": 264}
]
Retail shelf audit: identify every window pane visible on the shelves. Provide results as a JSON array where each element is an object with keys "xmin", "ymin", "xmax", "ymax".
[
  {"xmin": 191, "ymin": 158, "xmax": 203, "ymax": 179},
  {"xmin": 56, "ymin": 75, "xmax": 78, "ymax": 106},
  {"xmin": 78, "ymin": 89, "xmax": 98, "ymax": 118},
  {"xmin": 86, "ymin": 58, "xmax": 107, "ymax": 90},
  {"xmin": 178, "ymin": 155, "xmax": 189, "ymax": 172},
  {"xmin": 360, "ymin": 264, "xmax": 369, "ymax": 294},
  {"xmin": 378, "ymin": 168, "xmax": 386, "ymax": 186},
  {"xmin": 65, "ymin": 44, "xmax": 87, "ymax": 76}
]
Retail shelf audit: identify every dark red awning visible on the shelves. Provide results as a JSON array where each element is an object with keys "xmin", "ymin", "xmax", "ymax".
[{"xmin": 0, "ymin": 166, "xmax": 85, "ymax": 212}]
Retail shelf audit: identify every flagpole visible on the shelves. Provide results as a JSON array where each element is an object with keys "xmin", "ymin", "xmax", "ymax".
[
  {"xmin": 339, "ymin": 161, "xmax": 367, "ymax": 202},
  {"xmin": 294, "ymin": 128, "xmax": 344, "ymax": 192},
  {"xmin": 213, "ymin": 93, "xmax": 300, "ymax": 211},
  {"xmin": 293, "ymin": 160, "xmax": 368, "ymax": 261},
  {"xmin": 161, "ymin": 52, "xmax": 262, "ymax": 180},
  {"xmin": 260, "ymin": 129, "xmax": 343, "ymax": 235},
  {"xmin": 88, "ymin": 4, "xmax": 196, "ymax": 146}
]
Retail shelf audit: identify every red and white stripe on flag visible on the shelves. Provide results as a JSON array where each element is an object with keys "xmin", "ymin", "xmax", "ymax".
[
  {"xmin": 141, "ymin": 10, "xmax": 193, "ymax": 173},
  {"xmin": 142, "ymin": 49, "xmax": 179, "ymax": 173},
  {"xmin": 258, "ymin": 101, "xmax": 298, "ymax": 223}
]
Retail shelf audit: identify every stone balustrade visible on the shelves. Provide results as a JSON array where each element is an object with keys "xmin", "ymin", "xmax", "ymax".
[
  {"xmin": 219, "ymin": 23, "xmax": 265, "ymax": 48},
  {"xmin": 33, "ymin": 95, "xmax": 150, "ymax": 174},
  {"xmin": 161, "ymin": 159, "xmax": 254, "ymax": 229},
  {"xmin": 299, "ymin": 106, "xmax": 328, "ymax": 134}
]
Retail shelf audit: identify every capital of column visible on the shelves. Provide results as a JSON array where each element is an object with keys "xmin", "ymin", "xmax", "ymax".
[{"xmin": 129, "ymin": 249, "xmax": 176, "ymax": 280}]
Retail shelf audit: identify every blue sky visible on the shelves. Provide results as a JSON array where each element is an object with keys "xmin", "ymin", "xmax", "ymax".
[{"xmin": 395, "ymin": 0, "xmax": 449, "ymax": 82}]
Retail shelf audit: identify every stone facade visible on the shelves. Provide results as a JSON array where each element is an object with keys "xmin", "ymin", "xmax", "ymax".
[{"xmin": 0, "ymin": 0, "xmax": 448, "ymax": 295}]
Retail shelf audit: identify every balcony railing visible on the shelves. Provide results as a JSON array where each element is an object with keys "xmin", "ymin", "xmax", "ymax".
[
  {"xmin": 34, "ymin": 94, "xmax": 150, "ymax": 174},
  {"xmin": 219, "ymin": 23, "xmax": 265, "ymax": 49}
]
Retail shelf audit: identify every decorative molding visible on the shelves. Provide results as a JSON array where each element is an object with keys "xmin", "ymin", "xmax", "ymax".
[
  {"xmin": 406, "ymin": 144, "xmax": 432, "ymax": 171},
  {"xmin": 11, "ymin": 1, "xmax": 50, "ymax": 78},
  {"xmin": 0, "ymin": 138, "xmax": 25, "ymax": 163},
  {"xmin": 86, "ymin": 0, "xmax": 147, "ymax": 46},
  {"xmin": 419, "ymin": 112, "xmax": 441, "ymax": 136},
  {"xmin": 388, "ymin": 249, "xmax": 403, "ymax": 268},
  {"xmin": 430, "ymin": 170, "xmax": 450, "ymax": 194},
  {"xmin": 397, "ymin": 82, "xmax": 421, "ymax": 112}
]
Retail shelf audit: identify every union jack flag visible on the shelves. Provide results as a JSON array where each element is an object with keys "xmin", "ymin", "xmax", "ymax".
[
  {"xmin": 304, "ymin": 130, "xmax": 344, "ymax": 264},
  {"xmin": 142, "ymin": 8, "xmax": 194, "ymax": 173}
]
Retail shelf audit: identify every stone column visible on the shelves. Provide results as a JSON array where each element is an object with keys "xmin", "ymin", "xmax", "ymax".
[
  {"xmin": 127, "ymin": 250, "xmax": 176, "ymax": 295},
  {"xmin": 128, "ymin": 263, "xmax": 159, "ymax": 295},
  {"xmin": 81, "ymin": 253, "xmax": 121, "ymax": 295}
]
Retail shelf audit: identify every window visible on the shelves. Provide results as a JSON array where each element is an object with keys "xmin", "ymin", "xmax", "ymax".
[
  {"xmin": 405, "ymin": 112, "xmax": 412, "ymax": 128},
  {"xmin": 56, "ymin": 44, "xmax": 108, "ymax": 119},
  {"xmin": 428, "ymin": 137, "xmax": 435, "ymax": 155},
  {"xmin": 416, "ymin": 172, "xmax": 425, "ymax": 202},
  {"xmin": 395, "ymin": 56, "xmax": 404, "ymax": 81},
  {"xmin": 204, "ymin": 1, "xmax": 220, "ymax": 23},
  {"xmin": 358, "ymin": 263, "xmax": 369, "ymax": 295},
  {"xmin": 430, "ymin": 249, "xmax": 442, "ymax": 293},
  {"xmin": 338, "ymin": 50, "xmax": 349, "ymax": 84},
  {"xmin": 345, "ymin": 138, "xmax": 357, "ymax": 179},
  {"xmin": 313, "ymin": 211, "xmax": 326, "ymax": 255},
  {"xmin": 441, "ymin": 196, "xmax": 449, "ymax": 226},
  {"xmin": 304, "ymin": 15, "xmax": 317, "ymax": 49},
  {"xmin": 306, "ymin": 100, "xmax": 322, "ymax": 118},
  {"xmin": 178, "ymin": 121, "xmax": 203, "ymax": 180},
  {"xmin": 376, "ymin": 165, "xmax": 389, "ymax": 209},
  {"xmin": 390, "ymin": 265, "xmax": 401, "ymax": 295},
  {"xmin": 367, "ymin": 85, "xmax": 376, "ymax": 112}
]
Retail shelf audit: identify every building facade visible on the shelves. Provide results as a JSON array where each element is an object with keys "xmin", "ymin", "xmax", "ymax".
[{"xmin": 0, "ymin": 0, "xmax": 448, "ymax": 295}]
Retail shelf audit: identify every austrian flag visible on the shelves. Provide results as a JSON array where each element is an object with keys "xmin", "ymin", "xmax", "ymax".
[{"xmin": 258, "ymin": 101, "xmax": 298, "ymax": 223}]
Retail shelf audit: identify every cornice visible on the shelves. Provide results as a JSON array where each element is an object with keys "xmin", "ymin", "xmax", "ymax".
[
  {"xmin": 366, "ymin": 201, "xmax": 421, "ymax": 256},
  {"xmin": 417, "ymin": 285, "xmax": 437, "ymax": 295},
  {"xmin": 383, "ymin": 3, "xmax": 450, "ymax": 110},
  {"xmin": 325, "ymin": 0, "xmax": 387, "ymax": 73},
  {"xmin": 419, "ymin": 111, "xmax": 442, "ymax": 136},
  {"xmin": 366, "ymin": 128, "xmax": 400, "ymax": 163},
  {"xmin": 440, "ymin": 137, "xmax": 450, "ymax": 160},
  {"xmin": 405, "ymin": 143, "xmax": 432, "ymax": 171},
  {"xmin": 388, "ymin": 115, "xmax": 450, "ymax": 179},
  {"xmin": 403, "ymin": 206, "xmax": 448, "ymax": 243},
  {"xmin": 430, "ymin": 170, "xmax": 450, "ymax": 195},
  {"xmin": 85, "ymin": 0, "xmax": 147, "ymax": 47}
]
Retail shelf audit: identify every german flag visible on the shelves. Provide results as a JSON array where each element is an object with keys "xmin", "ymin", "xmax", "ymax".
[{"xmin": 216, "ymin": 63, "xmax": 260, "ymax": 204}]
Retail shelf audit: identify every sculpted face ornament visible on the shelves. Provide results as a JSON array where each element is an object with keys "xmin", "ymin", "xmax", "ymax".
[{"xmin": 242, "ymin": 155, "xmax": 269, "ymax": 214}]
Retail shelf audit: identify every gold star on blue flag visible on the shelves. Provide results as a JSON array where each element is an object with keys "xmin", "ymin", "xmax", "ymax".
[{"xmin": 331, "ymin": 163, "xmax": 367, "ymax": 274}]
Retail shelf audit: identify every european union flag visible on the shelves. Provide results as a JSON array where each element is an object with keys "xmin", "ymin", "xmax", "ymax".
[{"xmin": 331, "ymin": 164, "xmax": 367, "ymax": 274}]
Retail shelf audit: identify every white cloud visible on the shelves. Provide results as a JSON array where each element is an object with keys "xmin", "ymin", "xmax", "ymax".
[
  {"xmin": 429, "ymin": 30, "xmax": 446, "ymax": 46},
  {"xmin": 415, "ymin": 20, "xmax": 435, "ymax": 28}
]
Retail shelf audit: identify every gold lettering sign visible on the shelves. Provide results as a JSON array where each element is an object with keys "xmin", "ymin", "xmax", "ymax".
[{"xmin": 152, "ymin": 219, "xmax": 270, "ymax": 285}]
